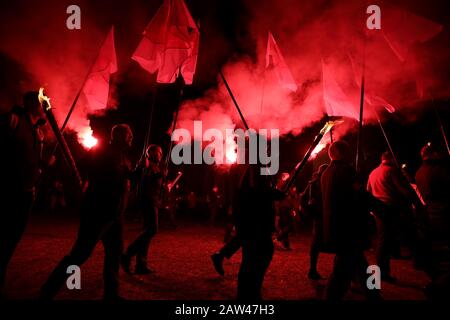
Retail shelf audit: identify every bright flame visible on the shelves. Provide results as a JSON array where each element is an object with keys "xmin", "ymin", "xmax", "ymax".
[
  {"xmin": 311, "ymin": 141, "xmax": 328, "ymax": 159},
  {"xmin": 310, "ymin": 119, "xmax": 344, "ymax": 159},
  {"xmin": 38, "ymin": 87, "xmax": 51, "ymax": 110},
  {"xmin": 78, "ymin": 127, "xmax": 98, "ymax": 150}
]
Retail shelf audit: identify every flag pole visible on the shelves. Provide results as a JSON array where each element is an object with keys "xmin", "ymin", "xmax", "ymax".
[
  {"xmin": 259, "ymin": 70, "xmax": 266, "ymax": 114},
  {"xmin": 375, "ymin": 110, "xmax": 399, "ymax": 168},
  {"xmin": 140, "ymin": 85, "xmax": 158, "ymax": 161},
  {"xmin": 356, "ymin": 36, "xmax": 367, "ymax": 173},
  {"xmin": 159, "ymin": 68, "xmax": 185, "ymax": 199},
  {"xmin": 433, "ymin": 105, "xmax": 450, "ymax": 156},
  {"xmin": 219, "ymin": 70, "xmax": 250, "ymax": 130}
]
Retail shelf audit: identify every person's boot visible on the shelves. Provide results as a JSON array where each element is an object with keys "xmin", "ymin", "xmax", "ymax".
[
  {"xmin": 135, "ymin": 263, "xmax": 155, "ymax": 275},
  {"xmin": 211, "ymin": 253, "xmax": 225, "ymax": 276},
  {"xmin": 120, "ymin": 254, "xmax": 132, "ymax": 275},
  {"xmin": 308, "ymin": 269, "xmax": 323, "ymax": 280},
  {"xmin": 381, "ymin": 274, "xmax": 397, "ymax": 283}
]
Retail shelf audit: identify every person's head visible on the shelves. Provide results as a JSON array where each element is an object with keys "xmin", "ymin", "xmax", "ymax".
[
  {"xmin": 110, "ymin": 124, "xmax": 133, "ymax": 149},
  {"xmin": 23, "ymin": 91, "xmax": 44, "ymax": 120},
  {"xmin": 328, "ymin": 140, "xmax": 351, "ymax": 162},
  {"xmin": 420, "ymin": 143, "xmax": 439, "ymax": 162},
  {"xmin": 381, "ymin": 151, "xmax": 394, "ymax": 165},
  {"xmin": 146, "ymin": 144, "xmax": 163, "ymax": 163}
]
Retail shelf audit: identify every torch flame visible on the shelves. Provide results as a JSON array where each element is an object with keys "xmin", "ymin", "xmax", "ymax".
[
  {"xmin": 311, "ymin": 141, "xmax": 328, "ymax": 159},
  {"xmin": 311, "ymin": 119, "xmax": 344, "ymax": 159},
  {"xmin": 319, "ymin": 120, "xmax": 340, "ymax": 136},
  {"xmin": 38, "ymin": 87, "xmax": 51, "ymax": 110}
]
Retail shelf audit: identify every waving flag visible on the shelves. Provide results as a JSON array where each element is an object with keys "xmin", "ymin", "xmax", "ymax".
[
  {"xmin": 82, "ymin": 27, "xmax": 117, "ymax": 111},
  {"xmin": 347, "ymin": 53, "xmax": 396, "ymax": 113},
  {"xmin": 132, "ymin": 0, "xmax": 200, "ymax": 84},
  {"xmin": 266, "ymin": 32, "xmax": 297, "ymax": 92},
  {"xmin": 381, "ymin": 6, "xmax": 442, "ymax": 63},
  {"xmin": 322, "ymin": 61, "xmax": 359, "ymax": 120}
]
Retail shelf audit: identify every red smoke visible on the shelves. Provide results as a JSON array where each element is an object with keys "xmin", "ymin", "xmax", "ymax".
[{"xmin": 178, "ymin": 0, "xmax": 448, "ymax": 144}]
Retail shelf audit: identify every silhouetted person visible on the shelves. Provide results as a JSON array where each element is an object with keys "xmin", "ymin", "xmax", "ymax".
[
  {"xmin": 121, "ymin": 145, "xmax": 163, "ymax": 274},
  {"xmin": 0, "ymin": 92, "xmax": 46, "ymax": 296},
  {"xmin": 235, "ymin": 164, "xmax": 284, "ymax": 300},
  {"xmin": 415, "ymin": 144, "xmax": 450, "ymax": 300},
  {"xmin": 40, "ymin": 124, "xmax": 133, "ymax": 300},
  {"xmin": 415, "ymin": 144, "xmax": 450, "ymax": 249},
  {"xmin": 300, "ymin": 164, "xmax": 328, "ymax": 280},
  {"xmin": 321, "ymin": 141, "xmax": 380, "ymax": 301},
  {"xmin": 211, "ymin": 164, "xmax": 246, "ymax": 276},
  {"xmin": 275, "ymin": 184, "xmax": 298, "ymax": 250},
  {"xmin": 367, "ymin": 151, "xmax": 415, "ymax": 282}
]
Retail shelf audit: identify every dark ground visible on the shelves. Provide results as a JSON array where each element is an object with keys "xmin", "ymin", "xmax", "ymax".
[{"xmin": 3, "ymin": 216, "xmax": 429, "ymax": 300}]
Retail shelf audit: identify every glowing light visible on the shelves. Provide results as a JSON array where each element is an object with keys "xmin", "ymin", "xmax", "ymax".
[
  {"xmin": 311, "ymin": 141, "xmax": 328, "ymax": 159},
  {"xmin": 78, "ymin": 127, "xmax": 98, "ymax": 150},
  {"xmin": 223, "ymin": 131, "xmax": 238, "ymax": 165},
  {"xmin": 225, "ymin": 147, "xmax": 237, "ymax": 164},
  {"xmin": 310, "ymin": 119, "xmax": 344, "ymax": 159},
  {"xmin": 38, "ymin": 87, "xmax": 51, "ymax": 110}
]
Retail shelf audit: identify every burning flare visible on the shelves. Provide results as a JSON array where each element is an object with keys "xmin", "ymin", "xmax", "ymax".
[{"xmin": 78, "ymin": 127, "xmax": 98, "ymax": 150}]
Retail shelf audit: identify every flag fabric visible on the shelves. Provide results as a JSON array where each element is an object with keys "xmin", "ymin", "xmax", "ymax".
[
  {"xmin": 132, "ymin": 0, "xmax": 199, "ymax": 85},
  {"xmin": 364, "ymin": 94, "xmax": 395, "ymax": 114},
  {"xmin": 266, "ymin": 32, "xmax": 297, "ymax": 92},
  {"xmin": 379, "ymin": 6, "xmax": 442, "ymax": 62},
  {"xmin": 82, "ymin": 26, "xmax": 117, "ymax": 111},
  {"xmin": 347, "ymin": 52, "xmax": 396, "ymax": 113},
  {"xmin": 322, "ymin": 61, "xmax": 359, "ymax": 120}
]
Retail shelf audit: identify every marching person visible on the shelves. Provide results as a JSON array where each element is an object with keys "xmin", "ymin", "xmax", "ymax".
[
  {"xmin": 415, "ymin": 143, "xmax": 450, "ymax": 299},
  {"xmin": 40, "ymin": 124, "xmax": 133, "ymax": 300},
  {"xmin": 321, "ymin": 141, "xmax": 381, "ymax": 301},
  {"xmin": 300, "ymin": 164, "xmax": 328, "ymax": 280},
  {"xmin": 121, "ymin": 144, "xmax": 164, "ymax": 274},
  {"xmin": 235, "ymin": 162, "xmax": 285, "ymax": 300},
  {"xmin": 0, "ymin": 92, "xmax": 46, "ymax": 297},
  {"xmin": 274, "ymin": 184, "xmax": 298, "ymax": 251},
  {"xmin": 367, "ymin": 151, "xmax": 416, "ymax": 282}
]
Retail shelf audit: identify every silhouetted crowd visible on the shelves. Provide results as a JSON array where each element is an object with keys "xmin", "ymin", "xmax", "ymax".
[{"xmin": 1, "ymin": 92, "xmax": 449, "ymax": 301}]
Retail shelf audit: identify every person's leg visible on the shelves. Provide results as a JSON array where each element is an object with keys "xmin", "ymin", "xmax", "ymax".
[
  {"xmin": 309, "ymin": 220, "xmax": 323, "ymax": 279},
  {"xmin": 376, "ymin": 215, "xmax": 393, "ymax": 279},
  {"xmin": 135, "ymin": 205, "xmax": 158, "ymax": 272},
  {"xmin": 325, "ymin": 253, "xmax": 353, "ymax": 301},
  {"xmin": 40, "ymin": 221, "xmax": 103, "ymax": 299},
  {"xmin": 0, "ymin": 191, "xmax": 33, "ymax": 292},
  {"xmin": 101, "ymin": 219, "xmax": 123, "ymax": 299},
  {"xmin": 237, "ymin": 238, "xmax": 260, "ymax": 300},
  {"xmin": 253, "ymin": 237, "xmax": 274, "ymax": 299},
  {"xmin": 211, "ymin": 235, "xmax": 241, "ymax": 276},
  {"xmin": 123, "ymin": 203, "xmax": 158, "ymax": 273},
  {"xmin": 219, "ymin": 235, "xmax": 242, "ymax": 259}
]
